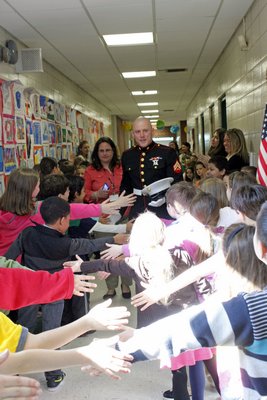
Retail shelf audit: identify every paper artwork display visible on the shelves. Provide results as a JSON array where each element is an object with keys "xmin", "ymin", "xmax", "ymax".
[
  {"xmin": 13, "ymin": 83, "xmax": 25, "ymax": 116},
  {"xmin": 43, "ymin": 144, "xmax": 50, "ymax": 157},
  {"xmin": 25, "ymin": 119, "xmax": 33, "ymax": 159},
  {"xmin": 0, "ymin": 116, "xmax": 2, "ymax": 144},
  {"xmin": 54, "ymin": 103, "xmax": 66, "ymax": 125},
  {"xmin": 47, "ymin": 99, "xmax": 55, "ymax": 121},
  {"xmin": 56, "ymin": 144, "xmax": 62, "ymax": 160},
  {"xmin": 55, "ymin": 124, "xmax": 62, "ymax": 144},
  {"xmin": 49, "ymin": 145, "xmax": 56, "ymax": 159},
  {"xmin": 3, "ymin": 145, "xmax": 17, "ymax": 174},
  {"xmin": 3, "ymin": 116, "xmax": 15, "ymax": 144},
  {"xmin": 48, "ymin": 122, "xmax": 56, "ymax": 144},
  {"xmin": 33, "ymin": 145, "xmax": 43, "ymax": 165},
  {"xmin": 41, "ymin": 120, "xmax": 49, "ymax": 143},
  {"xmin": 70, "ymin": 109, "xmax": 77, "ymax": 129},
  {"xmin": 40, "ymin": 96, "xmax": 48, "ymax": 119},
  {"xmin": 16, "ymin": 144, "xmax": 27, "ymax": 168},
  {"xmin": 62, "ymin": 127, "xmax": 67, "ymax": 144},
  {"xmin": 0, "ymin": 174, "xmax": 5, "ymax": 196},
  {"xmin": 30, "ymin": 93, "xmax": 41, "ymax": 120},
  {"xmin": 1, "ymin": 82, "xmax": 13, "ymax": 115},
  {"xmin": 15, "ymin": 116, "xmax": 26, "ymax": 143},
  {"xmin": 0, "ymin": 146, "xmax": 3, "ymax": 173},
  {"xmin": 33, "ymin": 121, "xmax": 42, "ymax": 145}
]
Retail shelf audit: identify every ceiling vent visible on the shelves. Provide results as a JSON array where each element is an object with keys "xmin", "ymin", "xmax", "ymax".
[
  {"xmin": 159, "ymin": 68, "xmax": 188, "ymax": 73},
  {"xmin": 16, "ymin": 48, "xmax": 43, "ymax": 73},
  {"xmin": 163, "ymin": 109, "xmax": 174, "ymax": 112}
]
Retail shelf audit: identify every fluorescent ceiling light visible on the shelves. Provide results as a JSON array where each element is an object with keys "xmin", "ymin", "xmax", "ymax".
[
  {"xmin": 137, "ymin": 102, "xmax": 158, "ymax": 106},
  {"xmin": 132, "ymin": 90, "xmax": 158, "ymax": 95},
  {"xmin": 150, "ymin": 119, "xmax": 158, "ymax": 122},
  {"xmin": 103, "ymin": 32, "xmax": 153, "ymax": 46},
  {"xmin": 141, "ymin": 109, "xmax": 159, "ymax": 113},
  {"xmin": 122, "ymin": 71, "xmax": 156, "ymax": 78},
  {"xmin": 145, "ymin": 115, "xmax": 159, "ymax": 118}
]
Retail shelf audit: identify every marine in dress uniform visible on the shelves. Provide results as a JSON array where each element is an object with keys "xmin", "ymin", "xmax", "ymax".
[{"xmin": 120, "ymin": 141, "xmax": 182, "ymax": 219}]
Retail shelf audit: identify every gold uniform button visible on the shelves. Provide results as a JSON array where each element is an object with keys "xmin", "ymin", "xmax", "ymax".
[
  {"xmin": 154, "ymin": 166, "xmax": 157, "ymax": 169},
  {"xmin": 141, "ymin": 171, "xmax": 144, "ymax": 175},
  {"xmin": 141, "ymin": 158, "xmax": 144, "ymax": 162},
  {"xmin": 142, "ymin": 152, "xmax": 146, "ymax": 156},
  {"xmin": 141, "ymin": 178, "xmax": 145, "ymax": 182},
  {"xmin": 141, "ymin": 164, "xmax": 144, "ymax": 168}
]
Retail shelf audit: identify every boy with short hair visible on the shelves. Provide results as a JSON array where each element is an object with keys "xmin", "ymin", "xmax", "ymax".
[{"xmin": 5, "ymin": 196, "xmax": 127, "ymax": 391}]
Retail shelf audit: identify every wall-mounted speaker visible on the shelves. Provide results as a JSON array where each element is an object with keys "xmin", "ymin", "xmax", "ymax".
[{"xmin": 16, "ymin": 48, "xmax": 43, "ymax": 73}]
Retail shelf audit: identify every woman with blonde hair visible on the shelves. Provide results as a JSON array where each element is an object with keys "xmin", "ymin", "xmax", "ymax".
[{"xmin": 223, "ymin": 128, "xmax": 249, "ymax": 172}]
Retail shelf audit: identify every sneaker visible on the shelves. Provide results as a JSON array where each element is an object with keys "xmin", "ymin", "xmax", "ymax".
[
  {"xmin": 163, "ymin": 389, "xmax": 174, "ymax": 399},
  {"xmin": 46, "ymin": 372, "xmax": 66, "ymax": 392}
]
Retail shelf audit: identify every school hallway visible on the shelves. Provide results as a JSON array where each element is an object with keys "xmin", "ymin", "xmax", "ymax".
[{"xmin": 28, "ymin": 278, "xmax": 218, "ymax": 400}]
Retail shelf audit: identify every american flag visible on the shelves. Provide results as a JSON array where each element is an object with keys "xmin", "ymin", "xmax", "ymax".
[{"xmin": 257, "ymin": 104, "xmax": 267, "ymax": 186}]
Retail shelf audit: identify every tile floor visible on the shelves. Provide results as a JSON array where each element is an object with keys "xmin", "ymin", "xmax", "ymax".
[{"xmin": 27, "ymin": 278, "xmax": 218, "ymax": 400}]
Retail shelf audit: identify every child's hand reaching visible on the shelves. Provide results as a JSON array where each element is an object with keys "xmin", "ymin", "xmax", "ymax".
[
  {"xmin": 81, "ymin": 336, "xmax": 133, "ymax": 380},
  {"xmin": 101, "ymin": 244, "xmax": 123, "ymax": 260},
  {"xmin": 131, "ymin": 282, "xmax": 166, "ymax": 311},
  {"xmin": 86, "ymin": 299, "xmax": 130, "ymax": 331},
  {"xmin": 63, "ymin": 255, "xmax": 83, "ymax": 272},
  {"xmin": 73, "ymin": 274, "xmax": 97, "ymax": 296}
]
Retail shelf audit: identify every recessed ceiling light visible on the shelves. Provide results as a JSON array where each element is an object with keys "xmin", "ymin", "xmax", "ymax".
[
  {"xmin": 132, "ymin": 90, "xmax": 158, "ymax": 95},
  {"xmin": 103, "ymin": 32, "xmax": 153, "ymax": 46},
  {"xmin": 141, "ymin": 109, "xmax": 159, "ymax": 113},
  {"xmin": 144, "ymin": 115, "xmax": 159, "ymax": 118},
  {"xmin": 122, "ymin": 71, "xmax": 156, "ymax": 78},
  {"xmin": 137, "ymin": 102, "xmax": 158, "ymax": 106}
]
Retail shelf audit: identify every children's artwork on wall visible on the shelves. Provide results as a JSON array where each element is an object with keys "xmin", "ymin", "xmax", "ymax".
[
  {"xmin": 3, "ymin": 145, "xmax": 17, "ymax": 174},
  {"xmin": 33, "ymin": 145, "xmax": 43, "ymax": 165},
  {"xmin": 76, "ymin": 111, "xmax": 83, "ymax": 129},
  {"xmin": 16, "ymin": 144, "xmax": 27, "ymax": 168},
  {"xmin": 0, "ymin": 174, "xmax": 5, "ymax": 196},
  {"xmin": 33, "ymin": 121, "xmax": 42, "ymax": 145},
  {"xmin": 100, "ymin": 122, "xmax": 104, "ymax": 136},
  {"xmin": 13, "ymin": 83, "xmax": 25, "ymax": 116},
  {"xmin": 15, "ymin": 116, "xmax": 26, "ymax": 143},
  {"xmin": 66, "ymin": 143, "xmax": 72, "ymax": 160},
  {"xmin": 70, "ymin": 109, "xmax": 77, "ymax": 129},
  {"xmin": 30, "ymin": 93, "xmax": 41, "ymax": 120},
  {"xmin": 1, "ymin": 82, "xmax": 13, "ymax": 115},
  {"xmin": 56, "ymin": 144, "xmax": 62, "ymax": 160},
  {"xmin": 23, "ymin": 88, "xmax": 32, "ymax": 118},
  {"xmin": 82, "ymin": 114, "xmax": 89, "ymax": 131},
  {"xmin": 3, "ymin": 116, "xmax": 15, "ymax": 144},
  {"xmin": 54, "ymin": 103, "xmax": 66, "ymax": 125},
  {"xmin": 78, "ymin": 128, "xmax": 83, "ymax": 142},
  {"xmin": 43, "ymin": 144, "xmax": 50, "ymax": 157},
  {"xmin": 55, "ymin": 124, "xmax": 62, "ymax": 143},
  {"xmin": 0, "ymin": 116, "xmax": 2, "ymax": 144},
  {"xmin": 61, "ymin": 144, "xmax": 67, "ymax": 159},
  {"xmin": 49, "ymin": 145, "xmax": 56, "ymax": 159},
  {"xmin": 0, "ymin": 146, "xmax": 3, "ymax": 173},
  {"xmin": 47, "ymin": 99, "xmax": 55, "ymax": 121},
  {"xmin": 48, "ymin": 122, "xmax": 56, "ymax": 144},
  {"xmin": 65, "ymin": 106, "xmax": 71, "ymax": 127},
  {"xmin": 40, "ymin": 95, "xmax": 48, "ymax": 119},
  {"xmin": 66, "ymin": 128, "xmax": 73, "ymax": 143},
  {"xmin": 62, "ymin": 127, "xmax": 67, "ymax": 144},
  {"xmin": 25, "ymin": 119, "xmax": 33, "ymax": 159},
  {"xmin": 41, "ymin": 120, "xmax": 49, "ymax": 143}
]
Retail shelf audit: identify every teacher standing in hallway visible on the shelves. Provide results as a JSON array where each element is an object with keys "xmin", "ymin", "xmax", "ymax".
[{"xmin": 120, "ymin": 117, "xmax": 183, "ymax": 219}]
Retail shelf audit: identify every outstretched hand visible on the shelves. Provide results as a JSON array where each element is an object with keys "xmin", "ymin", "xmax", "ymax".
[
  {"xmin": 63, "ymin": 254, "xmax": 83, "ymax": 273},
  {"xmin": 131, "ymin": 282, "xmax": 164, "ymax": 311},
  {"xmin": 101, "ymin": 244, "xmax": 123, "ymax": 260},
  {"xmin": 73, "ymin": 274, "xmax": 97, "ymax": 296},
  {"xmin": 87, "ymin": 299, "xmax": 130, "ymax": 331},
  {"xmin": 0, "ymin": 350, "xmax": 42, "ymax": 399},
  {"xmin": 81, "ymin": 336, "xmax": 133, "ymax": 380},
  {"xmin": 101, "ymin": 191, "xmax": 136, "ymax": 215}
]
